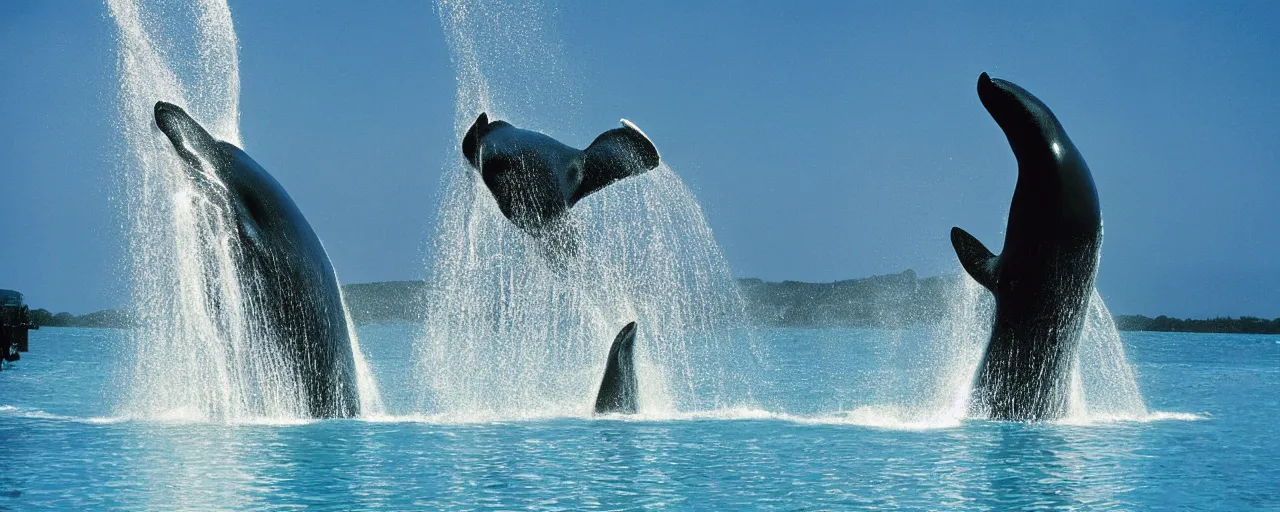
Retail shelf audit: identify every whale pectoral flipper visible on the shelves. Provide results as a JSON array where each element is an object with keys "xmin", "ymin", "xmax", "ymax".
[
  {"xmin": 571, "ymin": 120, "xmax": 661, "ymax": 206},
  {"xmin": 951, "ymin": 226, "xmax": 998, "ymax": 291}
]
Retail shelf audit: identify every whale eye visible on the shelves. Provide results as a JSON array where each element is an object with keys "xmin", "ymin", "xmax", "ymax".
[
  {"xmin": 242, "ymin": 194, "xmax": 269, "ymax": 226},
  {"xmin": 231, "ymin": 182, "xmax": 271, "ymax": 233}
]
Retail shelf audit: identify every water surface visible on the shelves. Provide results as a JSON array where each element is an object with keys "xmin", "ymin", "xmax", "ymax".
[{"xmin": 1, "ymin": 326, "xmax": 1275, "ymax": 510}]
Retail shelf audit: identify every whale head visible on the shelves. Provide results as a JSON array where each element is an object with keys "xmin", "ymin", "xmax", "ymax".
[
  {"xmin": 977, "ymin": 73, "xmax": 1082, "ymax": 170},
  {"xmin": 153, "ymin": 103, "xmax": 358, "ymax": 418},
  {"xmin": 153, "ymin": 101, "xmax": 286, "ymax": 247},
  {"xmin": 155, "ymin": 102, "xmax": 230, "ymax": 192},
  {"xmin": 977, "ymin": 73, "xmax": 1098, "ymax": 226}
]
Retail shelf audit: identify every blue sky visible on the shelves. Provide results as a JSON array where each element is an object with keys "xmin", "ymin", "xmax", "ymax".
[{"xmin": 1, "ymin": 1, "xmax": 1278, "ymax": 318}]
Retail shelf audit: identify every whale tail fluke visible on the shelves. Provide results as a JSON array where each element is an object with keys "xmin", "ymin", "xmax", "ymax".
[
  {"xmin": 462, "ymin": 112, "xmax": 491, "ymax": 169},
  {"xmin": 594, "ymin": 321, "xmax": 639, "ymax": 415},
  {"xmin": 572, "ymin": 120, "xmax": 661, "ymax": 205},
  {"xmin": 951, "ymin": 226, "xmax": 998, "ymax": 292},
  {"xmin": 462, "ymin": 112, "xmax": 517, "ymax": 169}
]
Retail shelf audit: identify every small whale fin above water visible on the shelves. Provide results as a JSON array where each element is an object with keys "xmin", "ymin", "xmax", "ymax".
[
  {"xmin": 594, "ymin": 321, "xmax": 639, "ymax": 415},
  {"xmin": 950, "ymin": 226, "xmax": 998, "ymax": 292},
  {"xmin": 571, "ymin": 120, "xmax": 660, "ymax": 206}
]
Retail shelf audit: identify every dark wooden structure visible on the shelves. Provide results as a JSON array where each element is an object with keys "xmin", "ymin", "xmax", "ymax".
[{"xmin": 1, "ymin": 289, "xmax": 33, "ymax": 367}]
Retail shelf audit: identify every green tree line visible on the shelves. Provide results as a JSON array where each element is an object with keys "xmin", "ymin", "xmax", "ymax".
[{"xmin": 25, "ymin": 276, "xmax": 1280, "ymax": 334}]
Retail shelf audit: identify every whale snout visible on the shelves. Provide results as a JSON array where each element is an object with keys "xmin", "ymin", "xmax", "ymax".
[
  {"xmin": 976, "ymin": 72, "xmax": 1073, "ymax": 163},
  {"xmin": 976, "ymin": 72, "xmax": 1026, "ymax": 129},
  {"xmin": 152, "ymin": 101, "xmax": 226, "ymax": 188},
  {"xmin": 976, "ymin": 71, "xmax": 996, "ymax": 94},
  {"xmin": 153, "ymin": 101, "xmax": 215, "ymax": 152},
  {"xmin": 154, "ymin": 100, "xmax": 181, "ymax": 119},
  {"xmin": 153, "ymin": 101, "xmax": 187, "ymax": 142}
]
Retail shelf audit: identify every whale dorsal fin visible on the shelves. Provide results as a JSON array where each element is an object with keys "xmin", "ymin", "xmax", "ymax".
[
  {"xmin": 571, "ymin": 119, "xmax": 661, "ymax": 206},
  {"xmin": 951, "ymin": 227, "xmax": 998, "ymax": 292}
]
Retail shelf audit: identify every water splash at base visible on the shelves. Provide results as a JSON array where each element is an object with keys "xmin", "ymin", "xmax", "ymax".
[{"xmin": 856, "ymin": 273, "xmax": 1149, "ymax": 425}]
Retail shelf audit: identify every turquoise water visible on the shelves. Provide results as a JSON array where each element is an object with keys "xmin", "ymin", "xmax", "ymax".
[{"xmin": 1, "ymin": 326, "xmax": 1276, "ymax": 510}]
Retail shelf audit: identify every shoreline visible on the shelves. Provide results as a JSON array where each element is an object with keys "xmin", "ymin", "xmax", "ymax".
[{"xmin": 26, "ymin": 275, "xmax": 1280, "ymax": 335}]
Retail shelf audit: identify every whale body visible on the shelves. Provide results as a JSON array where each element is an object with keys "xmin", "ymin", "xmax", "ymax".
[
  {"xmin": 154, "ymin": 102, "xmax": 359, "ymax": 418},
  {"xmin": 593, "ymin": 322, "xmax": 638, "ymax": 415},
  {"xmin": 951, "ymin": 73, "xmax": 1103, "ymax": 421}
]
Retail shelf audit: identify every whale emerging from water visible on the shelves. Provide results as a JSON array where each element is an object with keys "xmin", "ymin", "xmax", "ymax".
[
  {"xmin": 154, "ymin": 101, "xmax": 359, "ymax": 418},
  {"xmin": 594, "ymin": 322, "xmax": 638, "ymax": 415},
  {"xmin": 951, "ymin": 73, "xmax": 1103, "ymax": 421},
  {"xmin": 462, "ymin": 113, "xmax": 660, "ymax": 261}
]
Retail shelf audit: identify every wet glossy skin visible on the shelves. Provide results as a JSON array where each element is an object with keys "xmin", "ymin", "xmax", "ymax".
[
  {"xmin": 461, "ymin": 113, "xmax": 661, "ymax": 263},
  {"xmin": 951, "ymin": 74, "xmax": 1102, "ymax": 421},
  {"xmin": 594, "ymin": 322, "xmax": 638, "ymax": 414},
  {"xmin": 155, "ymin": 102, "xmax": 359, "ymax": 418}
]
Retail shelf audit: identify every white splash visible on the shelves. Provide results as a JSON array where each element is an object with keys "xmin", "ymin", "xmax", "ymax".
[
  {"xmin": 855, "ymin": 271, "xmax": 1151, "ymax": 426},
  {"xmin": 416, "ymin": 0, "xmax": 762, "ymax": 419}
]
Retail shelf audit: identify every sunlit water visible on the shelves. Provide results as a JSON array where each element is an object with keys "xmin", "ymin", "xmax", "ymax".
[{"xmin": 2, "ymin": 326, "xmax": 1272, "ymax": 510}]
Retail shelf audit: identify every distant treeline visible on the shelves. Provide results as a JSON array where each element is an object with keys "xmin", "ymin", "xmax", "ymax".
[
  {"xmin": 737, "ymin": 271, "xmax": 955, "ymax": 328},
  {"xmin": 26, "ymin": 280, "xmax": 429, "ymax": 330},
  {"xmin": 28, "ymin": 308, "xmax": 137, "ymax": 329},
  {"xmin": 1112, "ymin": 315, "xmax": 1280, "ymax": 334},
  {"xmin": 27, "ymin": 274, "xmax": 1280, "ymax": 335}
]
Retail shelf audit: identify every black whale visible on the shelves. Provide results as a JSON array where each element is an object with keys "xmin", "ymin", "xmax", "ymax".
[
  {"xmin": 951, "ymin": 73, "xmax": 1103, "ymax": 421},
  {"xmin": 462, "ymin": 113, "xmax": 660, "ymax": 261},
  {"xmin": 154, "ymin": 102, "xmax": 360, "ymax": 418}
]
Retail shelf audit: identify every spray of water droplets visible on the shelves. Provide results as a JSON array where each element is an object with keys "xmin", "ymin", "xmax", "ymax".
[
  {"xmin": 851, "ymin": 269, "xmax": 1148, "ymax": 427},
  {"xmin": 109, "ymin": 0, "xmax": 381, "ymax": 422},
  {"xmin": 414, "ymin": 0, "xmax": 764, "ymax": 420}
]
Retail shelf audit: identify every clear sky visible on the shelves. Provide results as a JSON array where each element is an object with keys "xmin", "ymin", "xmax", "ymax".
[{"xmin": 1, "ymin": 1, "xmax": 1277, "ymax": 318}]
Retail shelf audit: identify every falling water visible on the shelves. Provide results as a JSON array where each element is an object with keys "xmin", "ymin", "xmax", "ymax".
[
  {"xmin": 416, "ymin": 0, "xmax": 761, "ymax": 419},
  {"xmin": 857, "ymin": 269, "xmax": 1148, "ymax": 426},
  {"xmin": 109, "ymin": 0, "xmax": 381, "ymax": 421},
  {"xmin": 1068, "ymin": 289, "xmax": 1149, "ymax": 420},
  {"xmin": 844, "ymin": 274, "xmax": 989, "ymax": 428}
]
